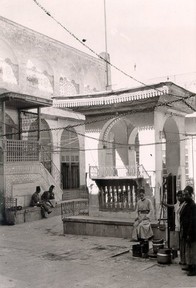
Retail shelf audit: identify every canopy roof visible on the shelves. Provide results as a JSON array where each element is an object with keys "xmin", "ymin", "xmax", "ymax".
[
  {"xmin": 53, "ymin": 82, "xmax": 195, "ymax": 116},
  {"xmin": 0, "ymin": 89, "xmax": 52, "ymax": 110}
]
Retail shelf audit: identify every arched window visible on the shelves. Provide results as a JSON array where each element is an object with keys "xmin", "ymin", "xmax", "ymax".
[{"xmin": 59, "ymin": 77, "xmax": 78, "ymax": 96}]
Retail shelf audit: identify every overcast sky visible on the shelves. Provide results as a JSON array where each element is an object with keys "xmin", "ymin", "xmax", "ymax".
[{"xmin": 0, "ymin": 0, "xmax": 196, "ymax": 89}]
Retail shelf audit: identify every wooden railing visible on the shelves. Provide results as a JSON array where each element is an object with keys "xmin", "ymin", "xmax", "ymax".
[
  {"xmin": 95, "ymin": 178, "xmax": 137, "ymax": 211},
  {"xmin": 4, "ymin": 139, "xmax": 39, "ymax": 162}
]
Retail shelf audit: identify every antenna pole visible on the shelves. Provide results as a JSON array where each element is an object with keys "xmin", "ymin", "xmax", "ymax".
[{"xmin": 104, "ymin": 0, "xmax": 109, "ymax": 90}]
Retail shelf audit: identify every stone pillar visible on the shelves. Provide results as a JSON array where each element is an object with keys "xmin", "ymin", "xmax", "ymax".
[
  {"xmin": 47, "ymin": 127, "xmax": 63, "ymax": 202},
  {"xmin": 76, "ymin": 126, "xmax": 86, "ymax": 187},
  {"xmin": 85, "ymin": 131, "xmax": 100, "ymax": 173},
  {"xmin": 88, "ymin": 179, "xmax": 100, "ymax": 217},
  {"xmin": 0, "ymin": 101, "xmax": 5, "ymax": 223},
  {"xmin": 175, "ymin": 115, "xmax": 186, "ymax": 190},
  {"xmin": 154, "ymin": 111, "xmax": 166, "ymax": 219},
  {"xmin": 128, "ymin": 147, "xmax": 136, "ymax": 167},
  {"xmin": 138, "ymin": 128, "xmax": 156, "ymax": 186}
]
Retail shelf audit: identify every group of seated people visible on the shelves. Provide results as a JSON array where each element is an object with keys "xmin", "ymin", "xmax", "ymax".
[{"xmin": 30, "ymin": 185, "xmax": 56, "ymax": 218}]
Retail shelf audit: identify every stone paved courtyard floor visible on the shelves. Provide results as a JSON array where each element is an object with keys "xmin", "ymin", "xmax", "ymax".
[{"xmin": 0, "ymin": 215, "xmax": 196, "ymax": 288}]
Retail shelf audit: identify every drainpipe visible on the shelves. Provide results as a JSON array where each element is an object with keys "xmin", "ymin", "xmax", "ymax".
[{"xmin": 38, "ymin": 107, "xmax": 41, "ymax": 161}]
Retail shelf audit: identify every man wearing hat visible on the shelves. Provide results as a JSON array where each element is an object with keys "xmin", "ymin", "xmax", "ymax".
[
  {"xmin": 41, "ymin": 185, "xmax": 56, "ymax": 208},
  {"xmin": 30, "ymin": 186, "xmax": 52, "ymax": 218}
]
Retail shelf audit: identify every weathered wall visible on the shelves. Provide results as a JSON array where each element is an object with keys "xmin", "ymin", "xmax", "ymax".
[{"xmin": 0, "ymin": 16, "xmax": 106, "ymax": 99}]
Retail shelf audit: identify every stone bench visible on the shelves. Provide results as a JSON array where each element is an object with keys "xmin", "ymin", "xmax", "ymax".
[
  {"xmin": 11, "ymin": 199, "xmax": 88, "ymax": 224},
  {"xmin": 13, "ymin": 201, "xmax": 63, "ymax": 224}
]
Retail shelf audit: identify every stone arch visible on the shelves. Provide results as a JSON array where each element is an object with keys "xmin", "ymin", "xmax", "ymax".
[
  {"xmin": 163, "ymin": 116, "xmax": 180, "ymax": 176},
  {"xmin": 0, "ymin": 37, "xmax": 18, "ymax": 84},
  {"xmin": 26, "ymin": 58, "xmax": 54, "ymax": 93},
  {"xmin": 99, "ymin": 117, "xmax": 120, "ymax": 168},
  {"xmin": 60, "ymin": 127, "xmax": 80, "ymax": 189},
  {"xmin": 58, "ymin": 61, "xmax": 80, "ymax": 96},
  {"xmin": 99, "ymin": 116, "xmax": 137, "ymax": 169},
  {"xmin": 59, "ymin": 76, "xmax": 78, "ymax": 96}
]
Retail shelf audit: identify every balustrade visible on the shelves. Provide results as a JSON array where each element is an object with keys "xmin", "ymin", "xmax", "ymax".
[
  {"xmin": 89, "ymin": 165, "xmax": 149, "ymax": 179},
  {"xmin": 96, "ymin": 179, "xmax": 137, "ymax": 211}
]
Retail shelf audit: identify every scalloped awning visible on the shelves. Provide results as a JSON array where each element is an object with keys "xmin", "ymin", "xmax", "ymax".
[{"xmin": 53, "ymin": 84, "xmax": 169, "ymax": 108}]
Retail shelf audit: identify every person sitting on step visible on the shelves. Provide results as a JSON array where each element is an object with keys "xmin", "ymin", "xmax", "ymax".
[
  {"xmin": 30, "ymin": 186, "xmax": 52, "ymax": 218},
  {"xmin": 41, "ymin": 185, "xmax": 56, "ymax": 208}
]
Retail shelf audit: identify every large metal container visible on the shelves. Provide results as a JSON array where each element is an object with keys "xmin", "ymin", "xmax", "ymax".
[
  {"xmin": 157, "ymin": 248, "xmax": 172, "ymax": 264},
  {"xmin": 152, "ymin": 239, "xmax": 164, "ymax": 254}
]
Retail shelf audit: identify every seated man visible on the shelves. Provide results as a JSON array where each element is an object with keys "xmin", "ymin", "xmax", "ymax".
[
  {"xmin": 41, "ymin": 185, "xmax": 56, "ymax": 208},
  {"xmin": 30, "ymin": 186, "xmax": 52, "ymax": 218},
  {"xmin": 132, "ymin": 187, "xmax": 154, "ymax": 241}
]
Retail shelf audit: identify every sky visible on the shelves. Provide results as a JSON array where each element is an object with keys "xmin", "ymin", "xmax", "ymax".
[{"xmin": 0, "ymin": 0, "xmax": 196, "ymax": 90}]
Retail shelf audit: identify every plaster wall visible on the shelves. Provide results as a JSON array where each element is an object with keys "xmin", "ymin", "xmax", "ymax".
[{"xmin": 0, "ymin": 16, "xmax": 106, "ymax": 99}]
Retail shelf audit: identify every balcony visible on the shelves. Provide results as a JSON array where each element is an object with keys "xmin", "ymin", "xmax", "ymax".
[{"xmin": 89, "ymin": 164, "xmax": 150, "ymax": 181}]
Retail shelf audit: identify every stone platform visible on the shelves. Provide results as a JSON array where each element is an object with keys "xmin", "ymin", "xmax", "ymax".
[{"xmin": 62, "ymin": 215, "xmax": 167, "ymax": 240}]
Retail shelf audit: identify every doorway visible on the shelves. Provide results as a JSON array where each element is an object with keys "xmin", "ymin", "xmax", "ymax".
[
  {"xmin": 61, "ymin": 128, "xmax": 80, "ymax": 190},
  {"xmin": 61, "ymin": 161, "xmax": 79, "ymax": 189}
]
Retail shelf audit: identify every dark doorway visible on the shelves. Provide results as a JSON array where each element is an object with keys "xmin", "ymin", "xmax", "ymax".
[
  {"xmin": 61, "ymin": 162, "xmax": 79, "ymax": 189},
  {"xmin": 61, "ymin": 127, "xmax": 80, "ymax": 190}
]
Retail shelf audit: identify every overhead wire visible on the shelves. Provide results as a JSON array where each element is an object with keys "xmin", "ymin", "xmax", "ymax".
[
  {"xmin": 1, "ymin": 97, "xmax": 196, "ymax": 148},
  {"xmin": 0, "ymin": 1, "xmax": 195, "ymax": 148},
  {"xmin": 32, "ymin": 0, "xmax": 148, "ymax": 88},
  {"xmin": 32, "ymin": 0, "xmax": 196, "ymax": 109},
  {"xmin": 1, "ymin": 88, "xmax": 196, "ymax": 139},
  {"xmin": 2, "ymin": 115, "xmax": 194, "ymax": 151}
]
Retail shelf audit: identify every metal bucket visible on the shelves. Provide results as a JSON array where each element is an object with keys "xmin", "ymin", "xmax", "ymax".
[
  {"xmin": 132, "ymin": 244, "xmax": 142, "ymax": 257},
  {"xmin": 157, "ymin": 248, "xmax": 172, "ymax": 264},
  {"xmin": 152, "ymin": 239, "xmax": 164, "ymax": 254}
]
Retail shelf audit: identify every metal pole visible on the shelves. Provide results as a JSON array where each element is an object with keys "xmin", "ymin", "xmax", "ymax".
[
  {"xmin": 192, "ymin": 135, "xmax": 195, "ymax": 199},
  {"xmin": 104, "ymin": 0, "xmax": 109, "ymax": 90}
]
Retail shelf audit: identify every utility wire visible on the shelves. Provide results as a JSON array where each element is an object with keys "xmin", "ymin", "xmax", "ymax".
[
  {"xmin": 2, "ymin": 116, "xmax": 194, "ymax": 149},
  {"xmin": 3, "ymin": 89, "xmax": 195, "ymax": 137},
  {"xmin": 32, "ymin": 0, "xmax": 196, "ymax": 112},
  {"xmin": 32, "ymin": 0, "xmax": 149, "ymax": 88}
]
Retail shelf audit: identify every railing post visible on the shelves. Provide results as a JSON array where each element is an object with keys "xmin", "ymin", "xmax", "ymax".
[{"xmin": 2, "ymin": 140, "xmax": 7, "ymax": 164}]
